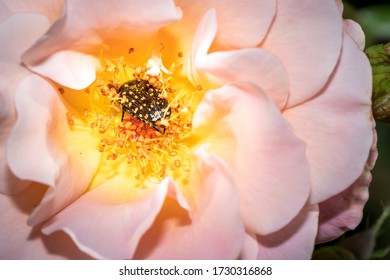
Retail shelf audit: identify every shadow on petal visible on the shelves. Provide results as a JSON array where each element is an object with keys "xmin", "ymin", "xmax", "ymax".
[
  {"xmin": 134, "ymin": 197, "xmax": 191, "ymax": 259},
  {"xmin": 28, "ymin": 225, "xmax": 93, "ymax": 260},
  {"xmin": 9, "ymin": 183, "xmax": 47, "ymax": 215},
  {"xmin": 1, "ymin": 185, "xmax": 91, "ymax": 259},
  {"xmin": 257, "ymin": 205, "xmax": 318, "ymax": 259}
]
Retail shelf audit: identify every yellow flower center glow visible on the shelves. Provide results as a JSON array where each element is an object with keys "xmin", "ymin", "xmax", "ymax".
[{"xmin": 60, "ymin": 52, "xmax": 205, "ymax": 190}]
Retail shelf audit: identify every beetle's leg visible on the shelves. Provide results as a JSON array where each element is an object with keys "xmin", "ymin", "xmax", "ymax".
[
  {"xmin": 121, "ymin": 110, "xmax": 124, "ymax": 122},
  {"xmin": 153, "ymin": 124, "xmax": 166, "ymax": 134}
]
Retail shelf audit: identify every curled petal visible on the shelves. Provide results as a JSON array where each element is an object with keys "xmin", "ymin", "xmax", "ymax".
[
  {"xmin": 283, "ymin": 34, "xmax": 373, "ymax": 203},
  {"xmin": 192, "ymin": 83, "xmax": 310, "ymax": 235},
  {"xmin": 0, "ymin": 13, "xmax": 50, "ymax": 123},
  {"xmin": 0, "ymin": 143, "xmax": 31, "ymax": 195},
  {"xmin": 0, "ymin": 185, "xmax": 90, "ymax": 259},
  {"xmin": 198, "ymin": 48, "xmax": 289, "ymax": 109},
  {"xmin": 186, "ymin": 8, "xmax": 217, "ymax": 87},
  {"xmin": 257, "ymin": 205, "xmax": 319, "ymax": 259},
  {"xmin": 171, "ymin": 0, "xmax": 275, "ymax": 51},
  {"xmin": 22, "ymin": 0, "xmax": 182, "ymax": 89},
  {"xmin": 317, "ymin": 128, "xmax": 378, "ymax": 243},
  {"xmin": 27, "ymin": 148, "xmax": 101, "ymax": 226},
  {"xmin": 7, "ymin": 75, "xmax": 100, "ymax": 225},
  {"xmin": 27, "ymin": 50, "xmax": 100, "ymax": 90},
  {"xmin": 343, "ymin": 19, "xmax": 365, "ymax": 50},
  {"xmin": 43, "ymin": 178, "xmax": 172, "ymax": 259},
  {"xmin": 0, "ymin": 13, "xmax": 50, "ymax": 194},
  {"xmin": 135, "ymin": 147, "xmax": 244, "ymax": 259},
  {"xmin": 262, "ymin": 0, "xmax": 342, "ymax": 107},
  {"xmin": 7, "ymin": 76, "xmax": 60, "ymax": 186}
]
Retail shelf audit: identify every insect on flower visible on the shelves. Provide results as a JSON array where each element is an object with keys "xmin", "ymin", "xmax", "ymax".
[{"xmin": 118, "ymin": 79, "xmax": 171, "ymax": 133}]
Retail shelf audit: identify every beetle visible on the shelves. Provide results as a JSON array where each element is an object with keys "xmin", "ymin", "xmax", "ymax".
[{"xmin": 117, "ymin": 79, "xmax": 171, "ymax": 133}]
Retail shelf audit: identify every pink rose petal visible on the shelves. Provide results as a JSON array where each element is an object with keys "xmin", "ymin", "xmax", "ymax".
[
  {"xmin": 343, "ymin": 19, "xmax": 366, "ymax": 50},
  {"xmin": 238, "ymin": 233, "xmax": 258, "ymax": 260},
  {"xmin": 22, "ymin": 0, "xmax": 182, "ymax": 89},
  {"xmin": 335, "ymin": 0, "xmax": 344, "ymax": 13},
  {"xmin": 257, "ymin": 205, "xmax": 319, "ymax": 259},
  {"xmin": 262, "ymin": 0, "xmax": 342, "ymax": 107},
  {"xmin": 135, "ymin": 147, "xmax": 244, "ymax": 259},
  {"xmin": 0, "ymin": 185, "xmax": 91, "ymax": 259},
  {"xmin": 0, "ymin": 0, "xmax": 63, "ymax": 22},
  {"xmin": 0, "ymin": 14, "xmax": 49, "ymax": 125},
  {"xmin": 27, "ymin": 50, "xmax": 100, "ymax": 90},
  {"xmin": 0, "ymin": 14, "xmax": 50, "ymax": 194},
  {"xmin": 172, "ymin": 0, "xmax": 275, "ymax": 51},
  {"xmin": 186, "ymin": 9, "xmax": 217, "ymax": 87},
  {"xmin": 0, "ymin": 0, "xmax": 375, "ymax": 261},
  {"xmin": 7, "ymin": 75, "xmax": 101, "ymax": 225},
  {"xmin": 43, "ymin": 178, "xmax": 173, "ymax": 259},
  {"xmin": 198, "ymin": 48, "xmax": 289, "ymax": 109},
  {"xmin": 159, "ymin": 0, "xmax": 275, "ymax": 74},
  {"xmin": 317, "ymin": 128, "xmax": 378, "ymax": 243},
  {"xmin": 192, "ymin": 82, "xmax": 310, "ymax": 235},
  {"xmin": 283, "ymin": 33, "xmax": 373, "ymax": 204},
  {"xmin": 7, "ymin": 75, "xmax": 63, "ymax": 185},
  {"xmin": 7, "ymin": 76, "xmax": 59, "ymax": 188}
]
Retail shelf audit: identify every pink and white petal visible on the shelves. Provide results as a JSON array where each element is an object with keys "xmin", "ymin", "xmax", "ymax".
[
  {"xmin": 211, "ymin": 0, "xmax": 275, "ymax": 49},
  {"xmin": 27, "ymin": 50, "xmax": 100, "ymax": 90},
  {"xmin": 0, "ymin": 14, "xmax": 51, "ymax": 194},
  {"xmin": 0, "ymin": 185, "xmax": 91, "ymax": 259},
  {"xmin": 0, "ymin": 14, "xmax": 50, "ymax": 127},
  {"xmin": 186, "ymin": 9, "xmax": 217, "ymax": 88},
  {"xmin": 317, "ymin": 128, "xmax": 377, "ymax": 243},
  {"xmin": 283, "ymin": 34, "xmax": 373, "ymax": 204},
  {"xmin": 22, "ymin": 0, "xmax": 182, "ymax": 89},
  {"xmin": 238, "ymin": 233, "xmax": 258, "ymax": 260},
  {"xmin": 8, "ymin": 76, "xmax": 63, "ymax": 185},
  {"xmin": 257, "ymin": 205, "xmax": 319, "ymax": 260},
  {"xmin": 0, "ymin": 0, "xmax": 63, "ymax": 22},
  {"xmin": 0, "ymin": 141, "xmax": 31, "ymax": 195},
  {"xmin": 43, "ymin": 178, "xmax": 171, "ymax": 260},
  {"xmin": 192, "ymin": 83, "xmax": 310, "ymax": 235},
  {"xmin": 0, "ymin": 13, "xmax": 50, "ymax": 124},
  {"xmin": 27, "ymin": 144, "xmax": 101, "ymax": 226},
  {"xmin": 7, "ymin": 75, "xmax": 100, "ymax": 225},
  {"xmin": 171, "ymin": 0, "xmax": 275, "ymax": 52},
  {"xmin": 335, "ymin": 0, "xmax": 344, "ymax": 13},
  {"xmin": 198, "ymin": 48, "xmax": 289, "ymax": 109},
  {"xmin": 262, "ymin": 0, "xmax": 342, "ymax": 107},
  {"xmin": 366, "ymin": 128, "xmax": 378, "ymax": 171},
  {"xmin": 135, "ymin": 148, "xmax": 244, "ymax": 259},
  {"xmin": 166, "ymin": 178, "xmax": 190, "ymax": 212},
  {"xmin": 316, "ymin": 168, "xmax": 371, "ymax": 243},
  {"xmin": 343, "ymin": 19, "xmax": 365, "ymax": 50},
  {"xmin": 0, "ymin": 13, "xmax": 49, "ymax": 125}
]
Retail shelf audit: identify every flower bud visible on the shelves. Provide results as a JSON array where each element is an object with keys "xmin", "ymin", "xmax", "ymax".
[{"xmin": 366, "ymin": 42, "xmax": 390, "ymax": 122}]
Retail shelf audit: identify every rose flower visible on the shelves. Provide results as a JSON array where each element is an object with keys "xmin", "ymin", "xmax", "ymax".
[{"xmin": 0, "ymin": 0, "xmax": 376, "ymax": 259}]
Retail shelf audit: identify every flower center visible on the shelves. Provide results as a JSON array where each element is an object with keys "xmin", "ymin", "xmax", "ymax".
[{"xmin": 61, "ymin": 54, "xmax": 204, "ymax": 189}]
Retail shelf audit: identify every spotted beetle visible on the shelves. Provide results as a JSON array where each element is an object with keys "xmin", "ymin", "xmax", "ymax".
[{"xmin": 118, "ymin": 79, "xmax": 171, "ymax": 133}]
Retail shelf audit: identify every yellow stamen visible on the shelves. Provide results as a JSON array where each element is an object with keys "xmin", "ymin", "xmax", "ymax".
[{"xmin": 60, "ymin": 55, "xmax": 205, "ymax": 190}]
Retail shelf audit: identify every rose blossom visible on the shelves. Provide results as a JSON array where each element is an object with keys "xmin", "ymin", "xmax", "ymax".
[{"xmin": 0, "ymin": 0, "xmax": 376, "ymax": 259}]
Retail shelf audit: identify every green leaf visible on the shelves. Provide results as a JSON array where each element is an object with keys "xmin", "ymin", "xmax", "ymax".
[
  {"xmin": 371, "ymin": 246, "xmax": 390, "ymax": 259},
  {"xmin": 312, "ymin": 246, "xmax": 356, "ymax": 260}
]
